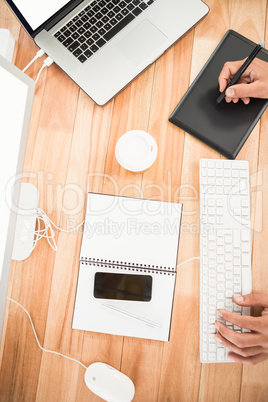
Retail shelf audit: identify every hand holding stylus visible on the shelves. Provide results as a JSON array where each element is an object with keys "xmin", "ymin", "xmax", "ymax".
[{"xmin": 218, "ymin": 58, "xmax": 268, "ymax": 104}]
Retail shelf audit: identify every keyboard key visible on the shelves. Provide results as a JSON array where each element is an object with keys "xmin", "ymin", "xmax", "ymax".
[
  {"xmin": 104, "ymin": 13, "xmax": 135, "ymax": 41},
  {"xmin": 68, "ymin": 41, "xmax": 80, "ymax": 51},
  {"xmin": 96, "ymin": 38, "xmax": 106, "ymax": 48},
  {"xmin": 78, "ymin": 54, "xmax": 87, "ymax": 63},
  {"xmin": 200, "ymin": 159, "xmax": 251, "ymax": 363}
]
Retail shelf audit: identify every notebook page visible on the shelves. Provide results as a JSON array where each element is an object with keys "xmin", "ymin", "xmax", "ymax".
[{"xmin": 80, "ymin": 193, "xmax": 182, "ymax": 270}]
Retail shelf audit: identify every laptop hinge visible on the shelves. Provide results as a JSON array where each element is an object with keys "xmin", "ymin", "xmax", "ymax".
[{"xmin": 43, "ymin": 0, "xmax": 85, "ymax": 32}]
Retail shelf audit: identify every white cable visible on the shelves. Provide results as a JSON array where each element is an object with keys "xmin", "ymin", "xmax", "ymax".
[
  {"xmin": 177, "ymin": 256, "xmax": 200, "ymax": 268},
  {"xmin": 35, "ymin": 56, "xmax": 54, "ymax": 83},
  {"xmin": 33, "ymin": 208, "xmax": 85, "ymax": 252},
  {"xmin": 22, "ymin": 49, "xmax": 45, "ymax": 73},
  {"xmin": 7, "ymin": 297, "xmax": 87, "ymax": 370}
]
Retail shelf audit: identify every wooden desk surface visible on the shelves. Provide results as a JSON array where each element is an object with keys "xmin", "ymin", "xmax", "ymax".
[{"xmin": 1, "ymin": 0, "xmax": 268, "ymax": 400}]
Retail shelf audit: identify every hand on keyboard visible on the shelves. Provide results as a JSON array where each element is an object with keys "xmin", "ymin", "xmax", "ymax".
[{"xmin": 215, "ymin": 294, "xmax": 268, "ymax": 365}]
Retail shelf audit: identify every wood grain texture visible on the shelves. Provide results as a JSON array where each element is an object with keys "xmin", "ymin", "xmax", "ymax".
[{"xmin": 0, "ymin": 0, "xmax": 268, "ymax": 400}]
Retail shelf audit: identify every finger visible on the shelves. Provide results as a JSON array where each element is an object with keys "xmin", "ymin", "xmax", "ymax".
[
  {"xmin": 262, "ymin": 308, "xmax": 268, "ymax": 316},
  {"xmin": 215, "ymin": 333, "xmax": 265, "ymax": 357},
  {"xmin": 215, "ymin": 321, "xmax": 265, "ymax": 347},
  {"xmin": 218, "ymin": 309, "xmax": 263, "ymax": 332},
  {"xmin": 241, "ymin": 97, "xmax": 250, "ymax": 105},
  {"xmin": 232, "ymin": 97, "xmax": 240, "ymax": 103},
  {"xmin": 228, "ymin": 352, "xmax": 268, "ymax": 365},
  {"xmin": 225, "ymin": 82, "xmax": 259, "ymax": 100},
  {"xmin": 234, "ymin": 294, "xmax": 268, "ymax": 308},
  {"xmin": 218, "ymin": 60, "xmax": 246, "ymax": 92}
]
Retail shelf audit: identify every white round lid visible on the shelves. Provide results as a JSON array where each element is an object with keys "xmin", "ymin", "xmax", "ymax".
[{"xmin": 115, "ymin": 130, "xmax": 158, "ymax": 172}]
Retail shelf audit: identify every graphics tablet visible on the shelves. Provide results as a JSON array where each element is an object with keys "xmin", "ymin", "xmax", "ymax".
[{"xmin": 169, "ymin": 30, "xmax": 268, "ymax": 159}]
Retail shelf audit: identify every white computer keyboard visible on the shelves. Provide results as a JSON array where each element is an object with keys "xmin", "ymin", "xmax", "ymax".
[{"xmin": 199, "ymin": 159, "xmax": 252, "ymax": 363}]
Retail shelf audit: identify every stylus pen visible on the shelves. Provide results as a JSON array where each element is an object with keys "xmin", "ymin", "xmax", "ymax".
[
  {"xmin": 102, "ymin": 304, "xmax": 162, "ymax": 328},
  {"xmin": 216, "ymin": 40, "xmax": 265, "ymax": 104}
]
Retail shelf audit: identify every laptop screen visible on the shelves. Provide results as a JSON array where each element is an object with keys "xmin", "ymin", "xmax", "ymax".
[{"xmin": 11, "ymin": 0, "xmax": 71, "ymax": 30}]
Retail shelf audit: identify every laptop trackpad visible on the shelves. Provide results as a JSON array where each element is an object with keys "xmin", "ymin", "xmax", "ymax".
[{"xmin": 116, "ymin": 19, "xmax": 167, "ymax": 66}]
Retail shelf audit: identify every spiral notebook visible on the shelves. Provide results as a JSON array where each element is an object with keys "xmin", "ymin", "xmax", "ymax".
[{"xmin": 72, "ymin": 192, "xmax": 182, "ymax": 341}]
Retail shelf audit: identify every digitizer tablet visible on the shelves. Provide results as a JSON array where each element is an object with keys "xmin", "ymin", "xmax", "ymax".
[{"xmin": 169, "ymin": 30, "xmax": 268, "ymax": 159}]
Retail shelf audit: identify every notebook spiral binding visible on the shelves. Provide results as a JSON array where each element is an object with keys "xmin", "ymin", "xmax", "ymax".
[{"xmin": 80, "ymin": 257, "xmax": 176, "ymax": 275}]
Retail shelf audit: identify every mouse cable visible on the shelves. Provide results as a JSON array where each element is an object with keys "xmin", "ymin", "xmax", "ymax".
[
  {"xmin": 22, "ymin": 49, "xmax": 45, "ymax": 73},
  {"xmin": 33, "ymin": 208, "xmax": 85, "ymax": 252},
  {"xmin": 6, "ymin": 257, "xmax": 200, "ymax": 369},
  {"xmin": 35, "ymin": 56, "xmax": 54, "ymax": 83},
  {"xmin": 177, "ymin": 256, "xmax": 200, "ymax": 268},
  {"xmin": 7, "ymin": 297, "xmax": 87, "ymax": 370}
]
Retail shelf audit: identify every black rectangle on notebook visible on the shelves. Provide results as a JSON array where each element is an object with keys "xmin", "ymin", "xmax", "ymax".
[{"xmin": 169, "ymin": 30, "xmax": 268, "ymax": 159}]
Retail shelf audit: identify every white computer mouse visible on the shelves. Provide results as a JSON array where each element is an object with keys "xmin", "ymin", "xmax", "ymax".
[{"xmin": 84, "ymin": 362, "xmax": 135, "ymax": 402}]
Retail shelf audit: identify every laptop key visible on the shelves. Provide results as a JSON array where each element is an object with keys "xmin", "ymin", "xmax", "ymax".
[
  {"xmin": 102, "ymin": 16, "xmax": 109, "ymax": 23},
  {"xmin": 81, "ymin": 43, "xmax": 88, "ymax": 51},
  {"xmin": 68, "ymin": 40, "xmax": 80, "ymax": 52},
  {"xmin": 81, "ymin": 15, "xmax": 89, "ymax": 22},
  {"xmin": 90, "ymin": 44, "xmax": 99, "ymax": 53},
  {"xmin": 116, "ymin": 13, "xmax": 123, "ymax": 21},
  {"xmin": 140, "ymin": 3, "xmax": 148, "ymax": 9},
  {"xmin": 96, "ymin": 38, "xmax": 106, "ymax": 48},
  {"xmin": 78, "ymin": 36, "xmax": 86, "ymax": 43},
  {"xmin": 63, "ymin": 37, "xmax": 74, "ymax": 47},
  {"xmin": 104, "ymin": 13, "xmax": 134, "ymax": 41},
  {"xmin": 86, "ymin": 38, "xmax": 94, "ymax": 46},
  {"xmin": 92, "ymin": 33, "xmax": 100, "ymax": 41},
  {"xmin": 99, "ymin": 28, "xmax": 106, "ymax": 36},
  {"xmin": 104, "ymin": 23, "xmax": 112, "ymax": 31},
  {"xmin": 69, "ymin": 25, "xmax": 76, "ymax": 33},
  {"xmin": 85, "ymin": 49, "xmax": 93, "ymax": 58},
  {"xmin": 101, "ymin": 7, "xmax": 109, "ymax": 15},
  {"xmin": 72, "ymin": 32, "xmax": 79, "ymax": 39},
  {"xmin": 57, "ymin": 35, "xmax": 66, "ymax": 42},
  {"xmin": 110, "ymin": 18, "xmax": 117, "ymax": 25},
  {"xmin": 90, "ymin": 26, "xmax": 98, "ymax": 33},
  {"xmin": 78, "ymin": 54, "xmax": 87, "ymax": 63},
  {"xmin": 132, "ymin": 7, "xmax": 142, "ymax": 16},
  {"xmin": 73, "ymin": 48, "xmax": 82, "ymax": 57}
]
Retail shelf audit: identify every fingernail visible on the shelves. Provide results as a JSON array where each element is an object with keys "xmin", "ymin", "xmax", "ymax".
[
  {"xmin": 226, "ymin": 88, "xmax": 235, "ymax": 97},
  {"xmin": 215, "ymin": 335, "xmax": 222, "ymax": 343},
  {"xmin": 234, "ymin": 296, "xmax": 244, "ymax": 302},
  {"xmin": 217, "ymin": 310, "xmax": 223, "ymax": 318},
  {"xmin": 215, "ymin": 322, "xmax": 220, "ymax": 330}
]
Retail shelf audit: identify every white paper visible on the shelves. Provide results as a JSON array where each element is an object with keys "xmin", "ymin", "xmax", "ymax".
[{"xmin": 81, "ymin": 193, "xmax": 182, "ymax": 270}]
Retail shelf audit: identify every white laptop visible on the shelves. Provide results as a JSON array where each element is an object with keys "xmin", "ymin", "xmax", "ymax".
[{"xmin": 6, "ymin": 0, "xmax": 209, "ymax": 105}]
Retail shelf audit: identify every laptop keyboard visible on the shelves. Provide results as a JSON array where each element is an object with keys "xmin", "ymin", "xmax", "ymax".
[{"xmin": 54, "ymin": 0, "xmax": 157, "ymax": 63}]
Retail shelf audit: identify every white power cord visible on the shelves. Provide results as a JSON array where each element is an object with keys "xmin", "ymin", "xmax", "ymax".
[
  {"xmin": 7, "ymin": 297, "xmax": 87, "ymax": 370},
  {"xmin": 6, "ymin": 257, "xmax": 198, "ymax": 370},
  {"xmin": 177, "ymin": 256, "xmax": 200, "ymax": 268},
  {"xmin": 22, "ymin": 49, "xmax": 45, "ymax": 72},
  {"xmin": 33, "ymin": 208, "xmax": 85, "ymax": 252},
  {"xmin": 35, "ymin": 56, "xmax": 54, "ymax": 83}
]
